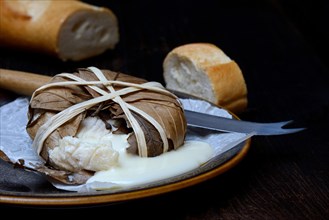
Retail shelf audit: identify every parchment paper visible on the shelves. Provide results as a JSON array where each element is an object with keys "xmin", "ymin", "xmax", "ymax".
[{"xmin": 0, "ymin": 97, "xmax": 250, "ymax": 192}]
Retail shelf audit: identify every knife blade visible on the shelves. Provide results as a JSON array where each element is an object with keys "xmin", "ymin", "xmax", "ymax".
[{"xmin": 184, "ymin": 109, "xmax": 305, "ymax": 136}]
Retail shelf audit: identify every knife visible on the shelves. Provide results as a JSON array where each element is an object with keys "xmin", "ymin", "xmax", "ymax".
[
  {"xmin": 184, "ymin": 109, "xmax": 304, "ymax": 136},
  {"xmin": 0, "ymin": 68, "xmax": 305, "ymax": 135},
  {"xmin": 169, "ymin": 89, "xmax": 305, "ymax": 136}
]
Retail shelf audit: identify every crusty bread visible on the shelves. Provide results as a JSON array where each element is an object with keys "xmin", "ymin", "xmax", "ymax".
[
  {"xmin": 163, "ymin": 43, "xmax": 248, "ymax": 114},
  {"xmin": 0, "ymin": 0, "xmax": 119, "ymax": 61}
]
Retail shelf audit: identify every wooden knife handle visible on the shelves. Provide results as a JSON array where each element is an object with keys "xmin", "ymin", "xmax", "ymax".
[{"xmin": 0, "ymin": 69, "xmax": 51, "ymax": 96}]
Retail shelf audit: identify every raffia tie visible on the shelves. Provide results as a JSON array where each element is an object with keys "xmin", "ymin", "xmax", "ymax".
[{"xmin": 31, "ymin": 66, "xmax": 176, "ymax": 157}]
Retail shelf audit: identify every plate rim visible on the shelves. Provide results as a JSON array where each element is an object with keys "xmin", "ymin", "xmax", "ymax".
[{"xmin": 0, "ymin": 138, "xmax": 251, "ymax": 207}]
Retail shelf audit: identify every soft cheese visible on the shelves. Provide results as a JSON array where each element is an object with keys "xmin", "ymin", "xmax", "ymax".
[
  {"xmin": 49, "ymin": 116, "xmax": 214, "ymax": 189},
  {"xmin": 87, "ymin": 140, "xmax": 214, "ymax": 189},
  {"xmin": 49, "ymin": 117, "xmax": 121, "ymax": 172}
]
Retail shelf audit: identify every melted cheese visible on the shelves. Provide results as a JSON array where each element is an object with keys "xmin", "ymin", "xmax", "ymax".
[
  {"xmin": 50, "ymin": 116, "xmax": 214, "ymax": 189},
  {"xmin": 87, "ymin": 140, "xmax": 213, "ymax": 189}
]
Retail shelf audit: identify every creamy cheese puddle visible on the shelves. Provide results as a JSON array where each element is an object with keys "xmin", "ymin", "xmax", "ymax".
[
  {"xmin": 87, "ymin": 138, "xmax": 213, "ymax": 189},
  {"xmin": 50, "ymin": 116, "xmax": 213, "ymax": 189}
]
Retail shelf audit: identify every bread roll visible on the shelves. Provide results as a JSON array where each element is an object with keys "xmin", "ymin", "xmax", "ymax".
[
  {"xmin": 163, "ymin": 43, "xmax": 248, "ymax": 114},
  {"xmin": 0, "ymin": 0, "xmax": 119, "ymax": 61}
]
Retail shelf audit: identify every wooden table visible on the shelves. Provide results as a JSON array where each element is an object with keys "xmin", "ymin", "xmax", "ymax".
[{"xmin": 1, "ymin": 0, "xmax": 328, "ymax": 218}]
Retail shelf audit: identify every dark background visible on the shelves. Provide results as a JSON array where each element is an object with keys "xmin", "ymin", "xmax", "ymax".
[{"xmin": 1, "ymin": 0, "xmax": 328, "ymax": 218}]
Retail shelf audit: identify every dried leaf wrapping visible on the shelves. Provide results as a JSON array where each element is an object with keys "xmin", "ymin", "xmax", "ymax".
[{"xmin": 26, "ymin": 67, "xmax": 187, "ymax": 183}]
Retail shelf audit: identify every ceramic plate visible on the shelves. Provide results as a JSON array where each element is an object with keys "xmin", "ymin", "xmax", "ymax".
[{"xmin": 0, "ymin": 98, "xmax": 251, "ymax": 206}]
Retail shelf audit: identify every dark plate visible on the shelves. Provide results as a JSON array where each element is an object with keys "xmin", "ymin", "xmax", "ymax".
[{"xmin": 0, "ymin": 98, "xmax": 251, "ymax": 207}]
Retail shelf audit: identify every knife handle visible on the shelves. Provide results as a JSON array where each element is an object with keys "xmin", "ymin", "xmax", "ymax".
[{"xmin": 0, "ymin": 68, "xmax": 51, "ymax": 96}]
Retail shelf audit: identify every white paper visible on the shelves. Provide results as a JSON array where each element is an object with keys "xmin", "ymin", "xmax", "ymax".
[{"xmin": 0, "ymin": 97, "xmax": 249, "ymax": 192}]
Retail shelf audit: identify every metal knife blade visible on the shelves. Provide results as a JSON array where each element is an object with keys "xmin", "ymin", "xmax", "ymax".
[{"xmin": 184, "ymin": 109, "xmax": 305, "ymax": 136}]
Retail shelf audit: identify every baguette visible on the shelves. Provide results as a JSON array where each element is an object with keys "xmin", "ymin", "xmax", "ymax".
[
  {"xmin": 0, "ymin": 0, "xmax": 119, "ymax": 61},
  {"xmin": 163, "ymin": 43, "xmax": 248, "ymax": 114}
]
